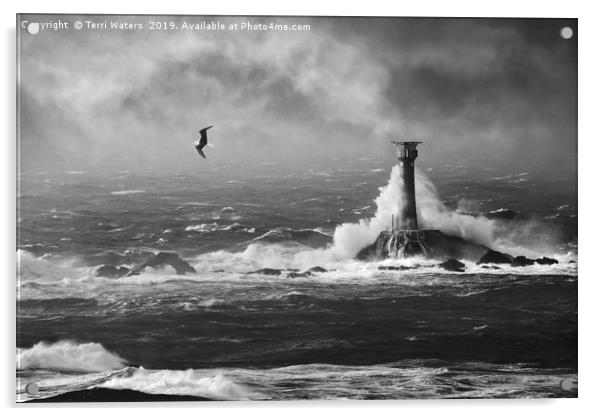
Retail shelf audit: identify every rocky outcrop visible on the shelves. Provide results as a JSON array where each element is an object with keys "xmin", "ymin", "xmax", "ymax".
[
  {"xmin": 355, "ymin": 229, "xmax": 488, "ymax": 262},
  {"xmin": 346, "ymin": 227, "xmax": 560, "ymax": 269},
  {"xmin": 439, "ymin": 258, "xmax": 466, "ymax": 272},
  {"xmin": 127, "ymin": 252, "xmax": 196, "ymax": 276},
  {"xmin": 511, "ymin": 256, "xmax": 536, "ymax": 267},
  {"xmin": 246, "ymin": 268, "xmax": 282, "ymax": 276},
  {"xmin": 286, "ymin": 271, "xmax": 312, "ymax": 279},
  {"xmin": 535, "ymin": 257, "xmax": 558, "ymax": 265},
  {"xmin": 247, "ymin": 266, "xmax": 328, "ymax": 278},
  {"xmin": 96, "ymin": 265, "xmax": 130, "ymax": 278},
  {"xmin": 510, "ymin": 255, "xmax": 559, "ymax": 267},
  {"xmin": 477, "ymin": 249, "xmax": 513, "ymax": 265}
]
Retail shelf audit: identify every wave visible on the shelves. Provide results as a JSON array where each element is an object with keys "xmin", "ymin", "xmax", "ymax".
[
  {"xmin": 176, "ymin": 298, "xmax": 225, "ymax": 310},
  {"xmin": 251, "ymin": 227, "xmax": 332, "ymax": 248},
  {"xmin": 484, "ymin": 208, "xmax": 517, "ymax": 220},
  {"xmin": 110, "ymin": 190, "xmax": 146, "ymax": 195},
  {"xmin": 185, "ymin": 222, "xmax": 253, "ymax": 233},
  {"xmin": 17, "ymin": 250, "xmax": 83, "ymax": 283},
  {"xmin": 99, "ymin": 368, "xmax": 261, "ymax": 400},
  {"xmin": 17, "ymin": 340, "xmax": 127, "ymax": 373},
  {"xmin": 15, "ymin": 340, "xmax": 260, "ymax": 402},
  {"xmin": 490, "ymin": 172, "xmax": 529, "ymax": 181},
  {"xmin": 17, "ymin": 165, "xmax": 573, "ymax": 290},
  {"xmin": 17, "ymin": 357, "xmax": 576, "ymax": 402},
  {"xmin": 16, "ymin": 244, "xmax": 577, "ymax": 295},
  {"xmin": 183, "ymin": 202, "xmax": 220, "ymax": 207}
]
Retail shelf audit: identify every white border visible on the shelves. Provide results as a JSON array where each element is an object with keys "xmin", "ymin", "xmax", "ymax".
[{"xmin": 2, "ymin": 0, "xmax": 600, "ymax": 415}]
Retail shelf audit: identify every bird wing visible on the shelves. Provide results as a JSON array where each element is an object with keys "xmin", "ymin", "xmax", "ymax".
[
  {"xmin": 197, "ymin": 125, "xmax": 213, "ymax": 148},
  {"xmin": 195, "ymin": 145, "xmax": 206, "ymax": 158}
]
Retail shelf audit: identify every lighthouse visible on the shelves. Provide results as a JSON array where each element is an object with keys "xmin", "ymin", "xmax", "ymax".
[
  {"xmin": 355, "ymin": 140, "xmax": 498, "ymax": 262},
  {"xmin": 392, "ymin": 141, "xmax": 421, "ymax": 230}
]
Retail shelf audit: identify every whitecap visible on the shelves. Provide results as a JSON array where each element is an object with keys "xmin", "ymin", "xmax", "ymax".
[{"xmin": 110, "ymin": 190, "xmax": 146, "ymax": 195}]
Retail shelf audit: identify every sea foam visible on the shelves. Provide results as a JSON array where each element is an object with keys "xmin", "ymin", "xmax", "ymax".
[{"xmin": 99, "ymin": 367, "xmax": 262, "ymax": 400}]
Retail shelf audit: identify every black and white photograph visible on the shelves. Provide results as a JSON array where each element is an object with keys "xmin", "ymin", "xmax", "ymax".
[{"xmin": 16, "ymin": 13, "xmax": 577, "ymax": 402}]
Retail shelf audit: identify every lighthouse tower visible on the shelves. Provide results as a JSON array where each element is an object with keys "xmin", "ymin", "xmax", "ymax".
[
  {"xmin": 392, "ymin": 141, "xmax": 421, "ymax": 230},
  {"xmin": 355, "ymin": 140, "xmax": 496, "ymax": 262}
]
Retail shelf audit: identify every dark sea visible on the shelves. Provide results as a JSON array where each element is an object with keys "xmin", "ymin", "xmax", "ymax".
[{"xmin": 16, "ymin": 157, "xmax": 578, "ymax": 401}]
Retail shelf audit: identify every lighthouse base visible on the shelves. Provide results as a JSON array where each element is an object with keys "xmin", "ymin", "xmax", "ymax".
[{"xmin": 355, "ymin": 229, "xmax": 489, "ymax": 262}]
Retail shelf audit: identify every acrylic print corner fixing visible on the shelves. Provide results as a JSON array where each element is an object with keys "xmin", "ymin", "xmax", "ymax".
[{"xmin": 16, "ymin": 14, "xmax": 577, "ymax": 402}]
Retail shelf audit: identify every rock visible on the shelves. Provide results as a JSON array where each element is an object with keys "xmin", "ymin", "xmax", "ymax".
[
  {"xmin": 211, "ymin": 269, "xmax": 225, "ymax": 273},
  {"xmin": 481, "ymin": 265, "xmax": 501, "ymax": 270},
  {"xmin": 96, "ymin": 265, "xmax": 130, "ymax": 278},
  {"xmin": 127, "ymin": 252, "xmax": 196, "ymax": 276},
  {"xmin": 247, "ymin": 268, "xmax": 282, "ymax": 276},
  {"xmin": 511, "ymin": 255, "xmax": 536, "ymax": 267},
  {"xmin": 569, "ymin": 260, "xmax": 576, "ymax": 264},
  {"xmin": 286, "ymin": 271, "xmax": 312, "ymax": 279},
  {"xmin": 535, "ymin": 257, "xmax": 558, "ymax": 265},
  {"xmin": 356, "ymin": 229, "xmax": 488, "ymax": 262},
  {"xmin": 477, "ymin": 249, "xmax": 513, "ymax": 265},
  {"xmin": 378, "ymin": 265, "xmax": 412, "ymax": 271},
  {"xmin": 307, "ymin": 266, "xmax": 328, "ymax": 273},
  {"xmin": 439, "ymin": 258, "xmax": 466, "ymax": 272}
]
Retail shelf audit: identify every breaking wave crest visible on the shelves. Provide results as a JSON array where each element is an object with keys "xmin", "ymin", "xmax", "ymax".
[
  {"xmin": 17, "ymin": 250, "xmax": 83, "ymax": 283},
  {"xmin": 16, "ymin": 342, "xmax": 259, "ymax": 401},
  {"xmin": 99, "ymin": 368, "xmax": 262, "ymax": 400},
  {"xmin": 251, "ymin": 227, "xmax": 332, "ymax": 248},
  {"xmin": 327, "ymin": 166, "xmax": 404, "ymax": 260},
  {"xmin": 17, "ymin": 340, "xmax": 127, "ymax": 373},
  {"xmin": 110, "ymin": 190, "xmax": 146, "ymax": 195}
]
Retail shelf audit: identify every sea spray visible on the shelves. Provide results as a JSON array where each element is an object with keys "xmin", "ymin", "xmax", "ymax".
[
  {"xmin": 415, "ymin": 169, "xmax": 498, "ymax": 247},
  {"xmin": 415, "ymin": 170, "xmax": 561, "ymax": 256},
  {"xmin": 326, "ymin": 165, "xmax": 404, "ymax": 260},
  {"xmin": 321, "ymin": 166, "xmax": 556, "ymax": 261}
]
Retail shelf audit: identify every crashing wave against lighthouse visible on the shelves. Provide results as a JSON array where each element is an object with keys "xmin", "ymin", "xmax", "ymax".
[{"xmin": 353, "ymin": 142, "xmax": 510, "ymax": 263}]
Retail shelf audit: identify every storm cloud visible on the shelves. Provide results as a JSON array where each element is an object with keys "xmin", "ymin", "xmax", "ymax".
[{"xmin": 18, "ymin": 15, "xmax": 576, "ymax": 174}]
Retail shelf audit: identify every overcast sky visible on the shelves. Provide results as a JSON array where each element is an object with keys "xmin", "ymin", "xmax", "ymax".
[{"xmin": 18, "ymin": 15, "xmax": 577, "ymax": 175}]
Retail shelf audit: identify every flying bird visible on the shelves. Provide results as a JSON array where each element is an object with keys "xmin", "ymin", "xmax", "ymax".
[{"xmin": 195, "ymin": 125, "xmax": 214, "ymax": 159}]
